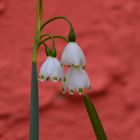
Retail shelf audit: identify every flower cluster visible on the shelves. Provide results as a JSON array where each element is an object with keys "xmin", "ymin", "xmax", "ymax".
[{"xmin": 39, "ymin": 42, "xmax": 90, "ymax": 95}]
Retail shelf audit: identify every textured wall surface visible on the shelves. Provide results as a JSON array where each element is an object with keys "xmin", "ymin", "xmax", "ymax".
[{"xmin": 0, "ymin": 0, "xmax": 140, "ymax": 140}]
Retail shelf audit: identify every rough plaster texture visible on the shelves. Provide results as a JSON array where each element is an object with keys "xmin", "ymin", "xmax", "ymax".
[{"xmin": 0, "ymin": 0, "xmax": 140, "ymax": 140}]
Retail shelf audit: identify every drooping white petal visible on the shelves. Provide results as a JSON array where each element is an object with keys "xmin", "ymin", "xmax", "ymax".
[
  {"xmin": 61, "ymin": 42, "xmax": 86, "ymax": 67},
  {"xmin": 39, "ymin": 57, "xmax": 63, "ymax": 82},
  {"xmin": 64, "ymin": 67, "xmax": 90, "ymax": 94}
]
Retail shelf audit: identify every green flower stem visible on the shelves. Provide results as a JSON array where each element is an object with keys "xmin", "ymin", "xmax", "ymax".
[
  {"xmin": 30, "ymin": 0, "xmax": 43, "ymax": 140},
  {"xmin": 83, "ymin": 95, "xmax": 108, "ymax": 140},
  {"xmin": 41, "ymin": 42, "xmax": 48, "ymax": 48},
  {"xmin": 40, "ymin": 16, "xmax": 76, "ymax": 42},
  {"xmin": 38, "ymin": 35, "xmax": 68, "ymax": 48},
  {"xmin": 39, "ymin": 0, "xmax": 44, "ymax": 23},
  {"xmin": 41, "ymin": 34, "xmax": 55, "ymax": 48},
  {"xmin": 30, "ymin": 62, "xmax": 39, "ymax": 140},
  {"xmin": 40, "ymin": 34, "xmax": 68, "ymax": 41}
]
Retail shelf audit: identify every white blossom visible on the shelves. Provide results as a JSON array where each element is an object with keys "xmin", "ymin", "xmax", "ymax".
[
  {"xmin": 61, "ymin": 42, "xmax": 86, "ymax": 67},
  {"xmin": 62, "ymin": 67, "xmax": 90, "ymax": 95},
  {"xmin": 39, "ymin": 57, "xmax": 63, "ymax": 82}
]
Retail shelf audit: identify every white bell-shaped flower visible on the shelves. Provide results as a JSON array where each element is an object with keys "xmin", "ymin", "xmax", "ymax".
[
  {"xmin": 61, "ymin": 42, "xmax": 86, "ymax": 67},
  {"xmin": 39, "ymin": 57, "xmax": 63, "ymax": 82},
  {"xmin": 62, "ymin": 67, "xmax": 90, "ymax": 95}
]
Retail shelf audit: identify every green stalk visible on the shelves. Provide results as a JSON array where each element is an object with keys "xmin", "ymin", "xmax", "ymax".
[
  {"xmin": 39, "ymin": 0, "xmax": 44, "ymax": 23},
  {"xmin": 30, "ymin": 62, "xmax": 39, "ymax": 140},
  {"xmin": 40, "ymin": 16, "xmax": 76, "ymax": 42},
  {"xmin": 83, "ymin": 95, "xmax": 107, "ymax": 140},
  {"xmin": 30, "ymin": 0, "xmax": 43, "ymax": 140},
  {"xmin": 40, "ymin": 34, "xmax": 68, "ymax": 42},
  {"xmin": 41, "ymin": 34, "xmax": 56, "ymax": 48},
  {"xmin": 38, "ymin": 35, "xmax": 68, "ymax": 48}
]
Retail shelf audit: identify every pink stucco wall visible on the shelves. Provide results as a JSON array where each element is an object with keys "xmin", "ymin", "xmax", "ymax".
[{"xmin": 0, "ymin": 0, "xmax": 140, "ymax": 139}]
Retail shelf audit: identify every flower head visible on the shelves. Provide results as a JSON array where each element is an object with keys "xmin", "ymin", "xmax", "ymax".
[
  {"xmin": 39, "ymin": 56, "xmax": 63, "ymax": 82},
  {"xmin": 62, "ymin": 67, "xmax": 90, "ymax": 95},
  {"xmin": 61, "ymin": 42, "xmax": 86, "ymax": 67}
]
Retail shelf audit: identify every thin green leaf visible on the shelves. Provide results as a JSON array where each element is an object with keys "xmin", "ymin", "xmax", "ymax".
[
  {"xmin": 30, "ymin": 62, "xmax": 39, "ymax": 140},
  {"xmin": 83, "ymin": 95, "xmax": 107, "ymax": 140}
]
